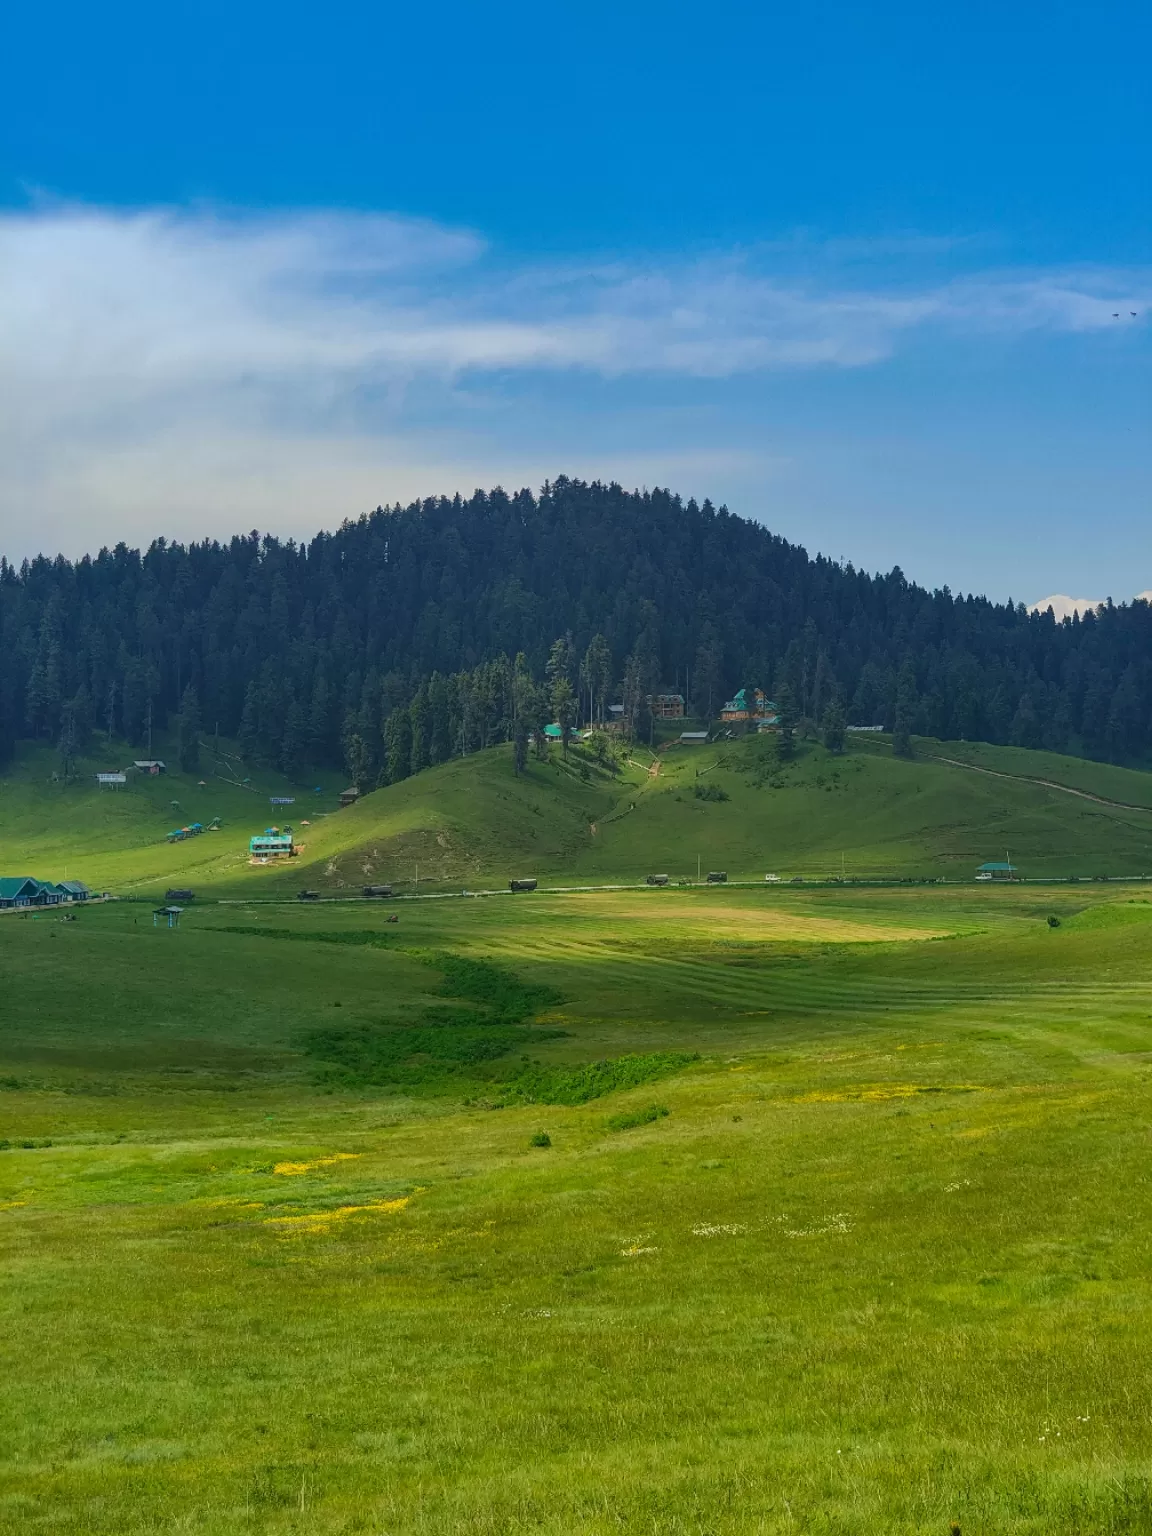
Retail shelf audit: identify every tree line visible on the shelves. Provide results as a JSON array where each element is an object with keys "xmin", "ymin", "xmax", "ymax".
[{"xmin": 2, "ymin": 476, "xmax": 1150, "ymax": 785}]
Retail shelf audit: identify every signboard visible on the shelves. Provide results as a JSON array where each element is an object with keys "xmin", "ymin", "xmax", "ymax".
[
  {"xmin": 269, "ymin": 796, "xmax": 296, "ymax": 806},
  {"xmin": 96, "ymin": 772, "xmax": 127, "ymax": 785}
]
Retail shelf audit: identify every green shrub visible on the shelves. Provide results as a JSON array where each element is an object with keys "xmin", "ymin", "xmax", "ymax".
[
  {"xmin": 498, "ymin": 1052, "xmax": 698, "ymax": 1107},
  {"xmin": 430, "ymin": 954, "xmax": 562, "ymax": 1022},
  {"xmin": 529, "ymin": 1131, "xmax": 552, "ymax": 1148},
  {"xmin": 607, "ymin": 1103, "xmax": 670, "ymax": 1132},
  {"xmin": 694, "ymin": 782, "xmax": 729, "ymax": 803}
]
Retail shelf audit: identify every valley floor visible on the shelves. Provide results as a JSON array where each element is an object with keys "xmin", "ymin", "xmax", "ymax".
[{"xmin": 2, "ymin": 885, "xmax": 1152, "ymax": 1533}]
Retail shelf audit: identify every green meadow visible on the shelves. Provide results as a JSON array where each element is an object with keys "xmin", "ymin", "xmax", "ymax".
[
  {"xmin": 4, "ymin": 875, "xmax": 1152, "ymax": 1533},
  {"xmin": 4, "ymin": 730, "xmax": 1152, "ymax": 899}
]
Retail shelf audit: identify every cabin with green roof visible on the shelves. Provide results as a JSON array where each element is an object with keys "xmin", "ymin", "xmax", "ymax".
[
  {"xmin": 976, "ymin": 861, "xmax": 1018, "ymax": 881},
  {"xmin": 0, "ymin": 877, "xmax": 70, "ymax": 909}
]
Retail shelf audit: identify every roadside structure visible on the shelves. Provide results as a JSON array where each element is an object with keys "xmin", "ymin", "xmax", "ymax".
[{"xmin": 976, "ymin": 861, "xmax": 1018, "ymax": 881}]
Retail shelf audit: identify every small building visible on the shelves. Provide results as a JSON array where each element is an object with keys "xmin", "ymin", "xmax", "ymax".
[
  {"xmin": 1, "ymin": 877, "xmax": 90, "ymax": 909},
  {"xmin": 249, "ymin": 831, "xmax": 296, "ymax": 861},
  {"xmin": 0, "ymin": 877, "xmax": 42, "ymax": 909},
  {"xmin": 96, "ymin": 771, "xmax": 127, "ymax": 786},
  {"xmin": 153, "ymin": 906, "xmax": 183, "ymax": 928},
  {"xmin": 976, "ymin": 861, "xmax": 1018, "ymax": 881},
  {"xmin": 649, "ymin": 693, "xmax": 685, "ymax": 719},
  {"xmin": 680, "ymin": 730, "xmax": 709, "ymax": 744},
  {"xmin": 756, "ymin": 715, "xmax": 781, "ymax": 733},
  {"xmin": 543, "ymin": 723, "xmax": 565, "ymax": 741},
  {"xmin": 134, "ymin": 760, "xmax": 166, "ymax": 775},
  {"xmin": 720, "ymin": 688, "xmax": 777, "ymax": 723},
  {"xmin": 339, "ymin": 787, "xmax": 360, "ymax": 808}
]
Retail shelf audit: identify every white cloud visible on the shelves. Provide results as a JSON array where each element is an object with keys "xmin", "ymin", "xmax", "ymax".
[
  {"xmin": 1030, "ymin": 592, "xmax": 1152, "ymax": 619},
  {"xmin": 1030, "ymin": 594, "xmax": 1104, "ymax": 620},
  {"xmin": 0, "ymin": 202, "xmax": 1148, "ymax": 558}
]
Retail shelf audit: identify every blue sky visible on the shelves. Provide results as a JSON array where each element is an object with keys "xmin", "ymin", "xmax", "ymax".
[{"xmin": 2, "ymin": 0, "xmax": 1148, "ymax": 601}]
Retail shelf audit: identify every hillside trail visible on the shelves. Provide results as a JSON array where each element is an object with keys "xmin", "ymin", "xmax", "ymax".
[{"xmin": 931, "ymin": 754, "xmax": 1152, "ymax": 814}]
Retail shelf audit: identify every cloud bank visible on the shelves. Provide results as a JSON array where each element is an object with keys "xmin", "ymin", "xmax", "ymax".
[
  {"xmin": 1031, "ymin": 592, "xmax": 1152, "ymax": 620},
  {"xmin": 0, "ymin": 203, "xmax": 1148, "ymax": 559}
]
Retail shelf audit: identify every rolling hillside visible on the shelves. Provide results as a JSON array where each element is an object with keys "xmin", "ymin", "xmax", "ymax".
[{"xmin": 4, "ymin": 732, "xmax": 1152, "ymax": 897}]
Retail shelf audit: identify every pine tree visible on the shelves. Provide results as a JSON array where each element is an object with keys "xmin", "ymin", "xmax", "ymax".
[
  {"xmin": 384, "ymin": 706, "xmax": 413, "ymax": 784},
  {"xmin": 892, "ymin": 663, "xmax": 917, "ymax": 758},
  {"xmin": 551, "ymin": 677, "xmax": 576, "ymax": 755},
  {"xmin": 692, "ymin": 623, "xmax": 724, "ymax": 720},
  {"xmin": 409, "ymin": 685, "xmax": 430, "ymax": 774},
  {"xmin": 775, "ymin": 683, "xmax": 798, "ymax": 762},
  {"xmin": 238, "ymin": 681, "xmax": 260, "ymax": 764},
  {"xmin": 581, "ymin": 634, "xmax": 613, "ymax": 725},
  {"xmin": 280, "ymin": 697, "xmax": 306, "ymax": 779},
  {"xmin": 178, "ymin": 683, "xmax": 202, "ymax": 773},
  {"xmin": 822, "ymin": 695, "xmax": 846, "ymax": 754}
]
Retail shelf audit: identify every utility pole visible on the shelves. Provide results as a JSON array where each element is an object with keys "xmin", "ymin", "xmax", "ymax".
[
  {"xmin": 146, "ymin": 699, "xmax": 152, "ymax": 756},
  {"xmin": 415, "ymin": 862, "xmax": 419, "ymax": 895},
  {"xmin": 697, "ymin": 853, "xmax": 701, "ymax": 883}
]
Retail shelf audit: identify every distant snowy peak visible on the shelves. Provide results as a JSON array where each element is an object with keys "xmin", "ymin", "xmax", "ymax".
[{"xmin": 1030, "ymin": 592, "xmax": 1152, "ymax": 619}]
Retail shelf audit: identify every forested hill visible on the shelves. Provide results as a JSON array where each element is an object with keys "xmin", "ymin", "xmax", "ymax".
[{"xmin": 1, "ymin": 476, "xmax": 1150, "ymax": 778}]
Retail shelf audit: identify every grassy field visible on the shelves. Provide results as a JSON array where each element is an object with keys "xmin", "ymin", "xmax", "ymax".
[
  {"xmin": 5, "ymin": 731, "xmax": 1152, "ymax": 899},
  {"xmin": 4, "ymin": 880, "xmax": 1152, "ymax": 1533}
]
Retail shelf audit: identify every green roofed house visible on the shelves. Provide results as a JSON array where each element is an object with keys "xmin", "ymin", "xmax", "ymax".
[
  {"xmin": 720, "ymin": 688, "xmax": 778, "ymax": 725},
  {"xmin": 0, "ymin": 877, "xmax": 41, "ymax": 909},
  {"xmin": 249, "ymin": 830, "xmax": 296, "ymax": 863},
  {"xmin": 0, "ymin": 878, "xmax": 69, "ymax": 909},
  {"xmin": 976, "ymin": 861, "xmax": 1018, "ymax": 881}
]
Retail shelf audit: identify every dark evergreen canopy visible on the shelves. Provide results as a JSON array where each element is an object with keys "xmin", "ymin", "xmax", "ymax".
[{"xmin": 1, "ymin": 477, "xmax": 1149, "ymax": 779}]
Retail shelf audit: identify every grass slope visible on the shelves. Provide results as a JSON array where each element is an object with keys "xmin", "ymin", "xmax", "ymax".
[
  {"xmin": 252, "ymin": 732, "xmax": 1152, "ymax": 891},
  {"xmin": 0, "ymin": 739, "xmax": 346, "ymax": 890},
  {"xmin": 4, "ymin": 732, "xmax": 1152, "ymax": 897},
  {"xmin": 3, "ymin": 884, "xmax": 1152, "ymax": 1531}
]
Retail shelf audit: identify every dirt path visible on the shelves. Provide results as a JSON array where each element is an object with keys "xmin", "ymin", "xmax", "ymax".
[{"xmin": 932, "ymin": 755, "xmax": 1152, "ymax": 814}]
